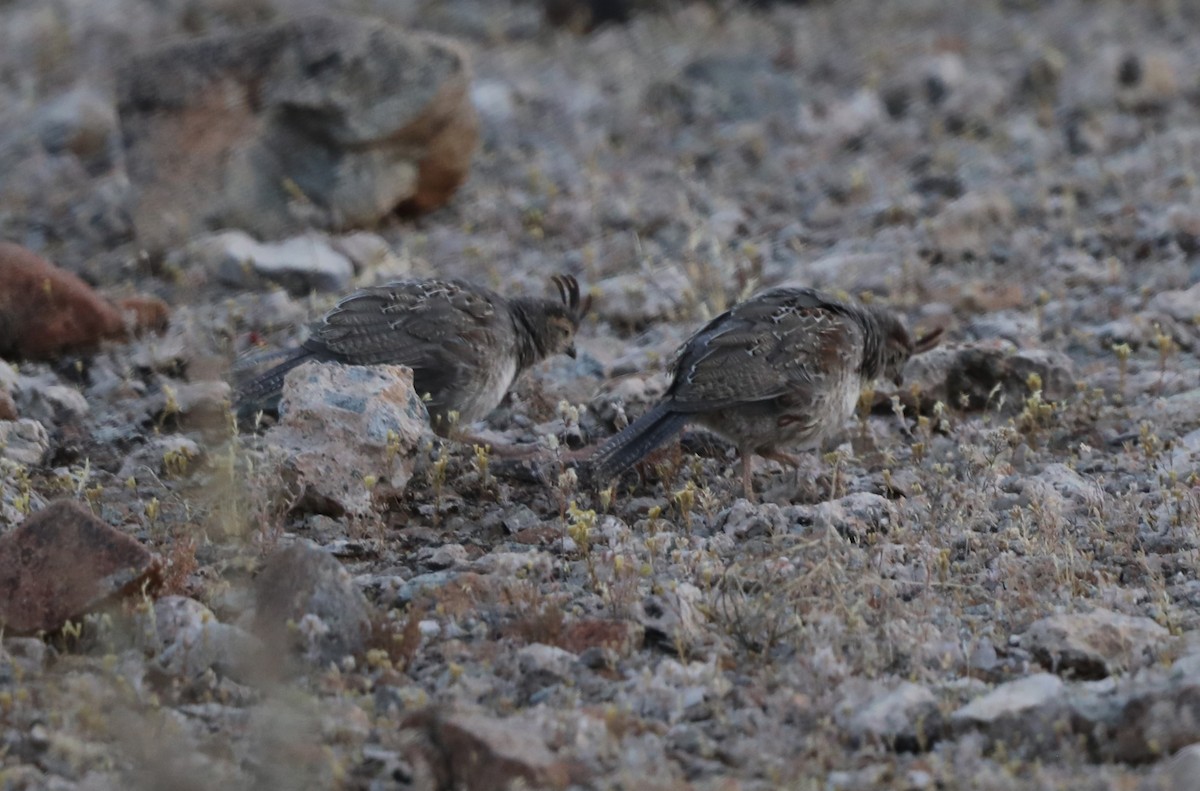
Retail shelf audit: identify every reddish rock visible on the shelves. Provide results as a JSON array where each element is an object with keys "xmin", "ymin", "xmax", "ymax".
[
  {"xmin": 0, "ymin": 389, "xmax": 15, "ymax": 421},
  {"xmin": 0, "ymin": 499, "xmax": 158, "ymax": 634},
  {"xmin": 0, "ymin": 243, "xmax": 169, "ymax": 361},
  {"xmin": 401, "ymin": 707, "xmax": 575, "ymax": 791}
]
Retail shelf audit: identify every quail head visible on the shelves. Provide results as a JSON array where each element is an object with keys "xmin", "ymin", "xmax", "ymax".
[
  {"xmin": 585, "ymin": 285, "xmax": 942, "ymax": 500},
  {"xmin": 234, "ymin": 274, "xmax": 590, "ymax": 439}
]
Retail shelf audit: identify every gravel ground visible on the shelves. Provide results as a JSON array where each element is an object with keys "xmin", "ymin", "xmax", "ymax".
[{"xmin": 2, "ymin": 0, "xmax": 1200, "ymax": 789}]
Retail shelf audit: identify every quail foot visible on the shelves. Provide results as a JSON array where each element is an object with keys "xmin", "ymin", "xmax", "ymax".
[
  {"xmin": 585, "ymin": 285, "xmax": 942, "ymax": 501},
  {"xmin": 234, "ymin": 274, "xmax": 591, "ymax": 454}
]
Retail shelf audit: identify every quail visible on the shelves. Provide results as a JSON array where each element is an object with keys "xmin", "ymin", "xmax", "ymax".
[
  {"xmin": 585, "ymin": 285, "xmax": 942, "ymax": 500},
  {"xmin": 234, "ymin": 275, "xmax": 590, "ymax": 442}
]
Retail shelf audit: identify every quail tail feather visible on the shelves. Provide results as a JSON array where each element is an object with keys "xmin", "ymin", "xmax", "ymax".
[
  {"xmin": 586, "ymin": 403, "xmax": 689, "ymax": 484},
  {"xmin": 233, "ymin": 349, "xmax": 318, "ymax": 419}
]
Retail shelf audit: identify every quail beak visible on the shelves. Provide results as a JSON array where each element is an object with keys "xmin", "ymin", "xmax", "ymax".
[
  {"xmin": 892, "ymin": 373, "xmax": 904, "ymax": 386},
  {"xmin": 566, "ymin": 344, "xmax": 577, "ymax": 359}
]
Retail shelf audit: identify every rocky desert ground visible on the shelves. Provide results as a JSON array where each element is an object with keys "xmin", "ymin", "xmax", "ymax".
[{"xmin": 1, "ymin": 0, "xmax": 1200, "ymax": 789}]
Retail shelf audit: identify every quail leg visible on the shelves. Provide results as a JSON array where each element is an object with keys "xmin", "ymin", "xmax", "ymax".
[{"xmin": 740, "ymin": 452, "xmax": 755, "ymax": 502}]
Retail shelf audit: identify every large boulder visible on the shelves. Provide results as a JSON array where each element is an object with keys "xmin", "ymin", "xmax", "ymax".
[{"xmin": 117, "ymin": 15, "xmax": 479, "ymax": 250}]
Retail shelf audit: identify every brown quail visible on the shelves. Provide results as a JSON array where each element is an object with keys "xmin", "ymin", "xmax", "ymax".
[
  {"xmin": 585, "ymin": 285, "xmax": 942, "ymax": 500},
  {"xmin": 234, "ymin": 275, "xmax": 590, "ymax": 440}
]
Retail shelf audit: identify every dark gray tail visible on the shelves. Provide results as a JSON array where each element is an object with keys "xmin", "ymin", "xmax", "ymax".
[
  {"xmin": 586, "ymin": 403, "xmax": 688, "ymax": 485},
  {"xmin": 233, "ymin": 349, "xmax": 315, "ymax": 420}
]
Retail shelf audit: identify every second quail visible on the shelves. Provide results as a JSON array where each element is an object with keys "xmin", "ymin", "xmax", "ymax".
[{"xmin": 585, "ymin": 285, "xmax": 941, "ymax": 500}]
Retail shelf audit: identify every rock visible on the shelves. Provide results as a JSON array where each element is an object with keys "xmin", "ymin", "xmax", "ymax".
[
  {"xmin": 400, "ymin": 707, "xmax": 573, "ymax": 791},
  {"xmin": 252, "ymin": 542, "xmax": 373, "ymax": 665},
  {"xmin": 422, "ymin": 543, "xmax": 468, "ymax": 570},
  {"xmin": 11, "ymin": 375, "xmax": 90, "ymax": 426},
  {"xmin": 561, "ymin": 618, "xmax": 644, "ymax": 658},
  {"xmin": 927, "ymin": 192, "xmax": 1015, "ymax": 261},
  {"xmin": 847, "ymin": 682, "xmax": 943, "ymax": 752},
  {"xmin": 1090, "ymin": 666, "xmax": 1200, "ymax": 763},
  {"xmin": 2, "ymin": 637, "xmax": 52, "ymax": 677},
  {"xmin": 592, "ymin": 266, "xmax": 693, "ymax": 329},
  {"xmin": 1051, "ymin": 250, "xmax": 1113, "ymax": 288},
  {"xmin": 717, "ymin": 499, "xmax": 790, "ymax": 539},
  {"xmin": 140, "ymin": 596, "xmax": 264, "ymax": 682},
  {"xmin": 1033, "ymin": 463, "xmax": 1105, "ymax": 511},
  {"xmin": 1163, "ymin": 743, "xmax": 1200, "ymax": 790},
  {"xmin": 117, "ymin": 435, "xmax": 204, "ymax": 482},
  {"xmin": 0, "ymin": 243, "xmax": 167, "ymax": 360},
  {"xmin": 328, "ymin": 232, "xmax": 398, "ymax": 276},
  {"xmin": 264, "ymin": 361, "xmax": 430, "ymax": 516},
  {"xmin": 1115, "ymin": 52, "xmax": 1179, "ymax": 112},
  {"xmin": 950, "ymin": 673, "xmax": 1066, "ymax": 753},
  {"xmin": 177, "ymin": 231, "xmax": 355, "ymax": 295},
  {"xmin": 36, "ymin": 87, "xmax": 119, "ymax": 175},
  {"xmin": 893, "ymin": 344, "xmax": 1075, "ymax": 414},
  {"xmin": 0, "ymin": 389, "xmax": 14, "ymax": 421},
  {"xmin": 638, "ymin": 583, "xmax": 705, "ymax": 655},
  {"xmin": 1151, "ymin": 282, "xmax": 1200, "ymax": 324},
  {"xmin": 0, "ymin": 499, "xmax": 157, "ymax": 634},
  {"xmin": 517, "ymin": 643, "xmax": 577, "ymax": 689},
  {"xmin": 663, "ymin": 54, "xmax": 802, "ymax": 124},
  {"xmin": 1021, "ymin": 609, "xmax": 1169, "ymax": 680},
  {"xmin": 792, "ymin": 252, "xmax": 895, "ymax": 294},
  {"xmin": 117, "ymin": 15, "xmax": 479, "ymax": 250},
  {"xmin": 1133, "ymin": 388, "xmax": 1200, "ymax": 441},
  {"xmin": 1167, "ymin": 204, "xmax": 1200, "ymax": 254},
  {"xmin": 809, "ymin": 493, "xmax": 897, "ymax": 538},
  {"xmin": 0, "ymin": 419, "xmax": 50, "ymax": 466}
]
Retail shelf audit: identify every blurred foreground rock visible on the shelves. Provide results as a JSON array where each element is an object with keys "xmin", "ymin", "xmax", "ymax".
[
  {"xmin": 0, "ymin": 500, "xmax": 157, "ymax": 634},
  {"xmin": 264, "ymin": 361, "xmax": 430, "ymax": 516},
  {"xmin": 117, "ymin": 15, "xmax": 479, "ymax": 250},
  {"xmin": 400, "ymin": 707, "xmax": 574, "ymax": 790},
  {"xmin": 140, "ymin": 595, "xmax": 264, "ymax": 682},
  {"xmin": 0, "ymin": 243, "xmax": 168, "ymax": 360},
  {"xmin": 252, "ymin": 542, "xmax": 373, "ymax": 667}
]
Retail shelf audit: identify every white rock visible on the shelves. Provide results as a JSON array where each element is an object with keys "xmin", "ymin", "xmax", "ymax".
[
  {"xmin": 184, "ymin": 230, "xmax": 355, "ymax": 294},
  {"xmin": 329, "ymin": 231, "xmax": 399, "ymax": 275},
  {"xmin": 951, "ymin": 673, "xmax": 1064, "ymax": 729},
  {"xmin": 265, "ymin": 362, "xmax": 431, "ymax": 516},
  {"xmin": 847, "ymin": 682, "xmax": 941, "ymax": 749},
  {"xmin": 0, "ymin": 419, "xmax": 50, "ymax": 466}
]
